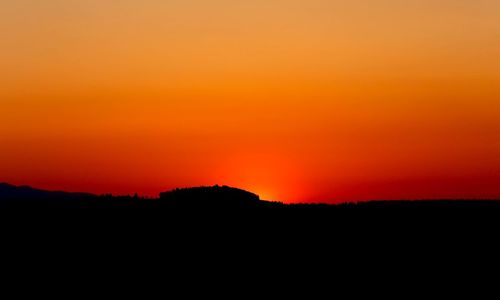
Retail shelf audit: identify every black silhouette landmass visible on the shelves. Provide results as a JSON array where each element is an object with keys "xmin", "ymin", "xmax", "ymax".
[
  {"xmin": 2, "ymin": 182, "xmax": 500, "ymax": 218},
  {"xmin": 3, "ymin": 182, "xmax": 500, "ymax": 251},
  {"xmin": 159, "ymin": 185, "xmax": 261, "ymax": 208}
]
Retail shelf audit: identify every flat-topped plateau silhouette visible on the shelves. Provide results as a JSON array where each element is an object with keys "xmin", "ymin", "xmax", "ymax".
[
  {"xmin": 2, "ymin": 181, "xmax": 500, "ymax": 231},
  {"xmin": 2, "ymin": 182, "xmax": 500, "ymax": 208},
  {"xmin": 159, "ymin": 185, "xmax": 261, "ymax": 207},
  {"xmin": 2, "ymin": 182, "xmax": 500, "ymax": 238},
  {"xmin": 2, "ymin": 182, "xmax": 500, "ymax": 215}
]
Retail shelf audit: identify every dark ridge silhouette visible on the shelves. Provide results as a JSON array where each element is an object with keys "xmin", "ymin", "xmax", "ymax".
[
  {"xmin": 2, "ymin": 182, "xmax": 500, "ymax": 229},
  {"xmin": 159, "ymin": 185, "xmax": 261, "ymax": 207},
  {"xmin": 0, "ymin": 182, "xmax": 96, "ymax": 201},
  {"xmin": 2, "ymin": 182, "xmax": 500, "ymax": 209},
  {"xmin": 3, "ymin": 181, "xmax": 500, "ymax": 258},
  {"xmin": 3, "ymin": 182, "xmax": 494, "ymax": 288}
]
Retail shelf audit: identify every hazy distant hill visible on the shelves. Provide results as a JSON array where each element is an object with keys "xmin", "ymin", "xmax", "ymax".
[{"xmin": 0, "ymin": 182, "xmax": 96, "ymax": 201}]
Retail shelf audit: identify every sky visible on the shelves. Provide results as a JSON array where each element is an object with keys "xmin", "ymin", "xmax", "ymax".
[{"xmin": 1, "ymin": 0, "xmax": 499, "ymax": 202}]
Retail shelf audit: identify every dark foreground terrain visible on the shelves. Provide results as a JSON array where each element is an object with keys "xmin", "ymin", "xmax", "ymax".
[
  {"xmin": 2, "ymin": 182, "xmax": 499, "ymax": 276},
  {"xmin": 2, "ymin": 182, "xmax": 500, "ymax": 227}
]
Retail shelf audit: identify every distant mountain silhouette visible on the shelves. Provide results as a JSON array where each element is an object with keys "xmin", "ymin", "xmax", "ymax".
[
  {"xmin": 3, "ymin": 181, "xmax": 500, "ymax": 247},
  {"xmin": 2, "ymin": 182, "xmax": 500, "ymax": 222},
  {"xmin": 0, "ymin": 182, "xmax": 96, "ymax": 201}
]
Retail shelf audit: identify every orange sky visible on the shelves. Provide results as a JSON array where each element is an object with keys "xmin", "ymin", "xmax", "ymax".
[{"xmin": 1, "ymin": 0, "xmax": 500, "ymax": 202}]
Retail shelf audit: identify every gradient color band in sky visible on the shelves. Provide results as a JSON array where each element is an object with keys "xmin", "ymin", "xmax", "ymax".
[{"xmin": 1, "ymin": 0, "xmax": 499, "ymax": 202}]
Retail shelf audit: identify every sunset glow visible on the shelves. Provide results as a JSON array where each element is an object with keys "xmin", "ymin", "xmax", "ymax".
[{"xmin": 1, "ymin": 1, "xmax": 500, "ymax": 202}]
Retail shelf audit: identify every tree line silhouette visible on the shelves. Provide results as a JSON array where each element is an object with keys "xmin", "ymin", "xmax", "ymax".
[{"xmin": 2, "ymin": 182, "xmax": 500, "ymax": 225}]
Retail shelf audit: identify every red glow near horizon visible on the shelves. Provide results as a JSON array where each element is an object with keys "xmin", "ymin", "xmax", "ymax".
[{"xmin": 1, "ymin": 1, "xmax": 500, "ymax": 203}]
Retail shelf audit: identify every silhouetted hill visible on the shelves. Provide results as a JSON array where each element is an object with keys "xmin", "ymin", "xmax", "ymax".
[
  {"xmin": 3, "ymin": 182, "xmax": 496, "ymax": 291},
  {"xmin": 0, "ymin": 182, "xmax": 96, "ymax": 201},
  {"xmin": 159, "ymin": 185, "xmax": 261, "ymax": 207},
  {"xmin": 2, "ymin": 182, "xmax": 500, "ymax": 226},
  {"xmin": 3, "ymin": 181, "xmax": 500, "ymax": 258}
]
